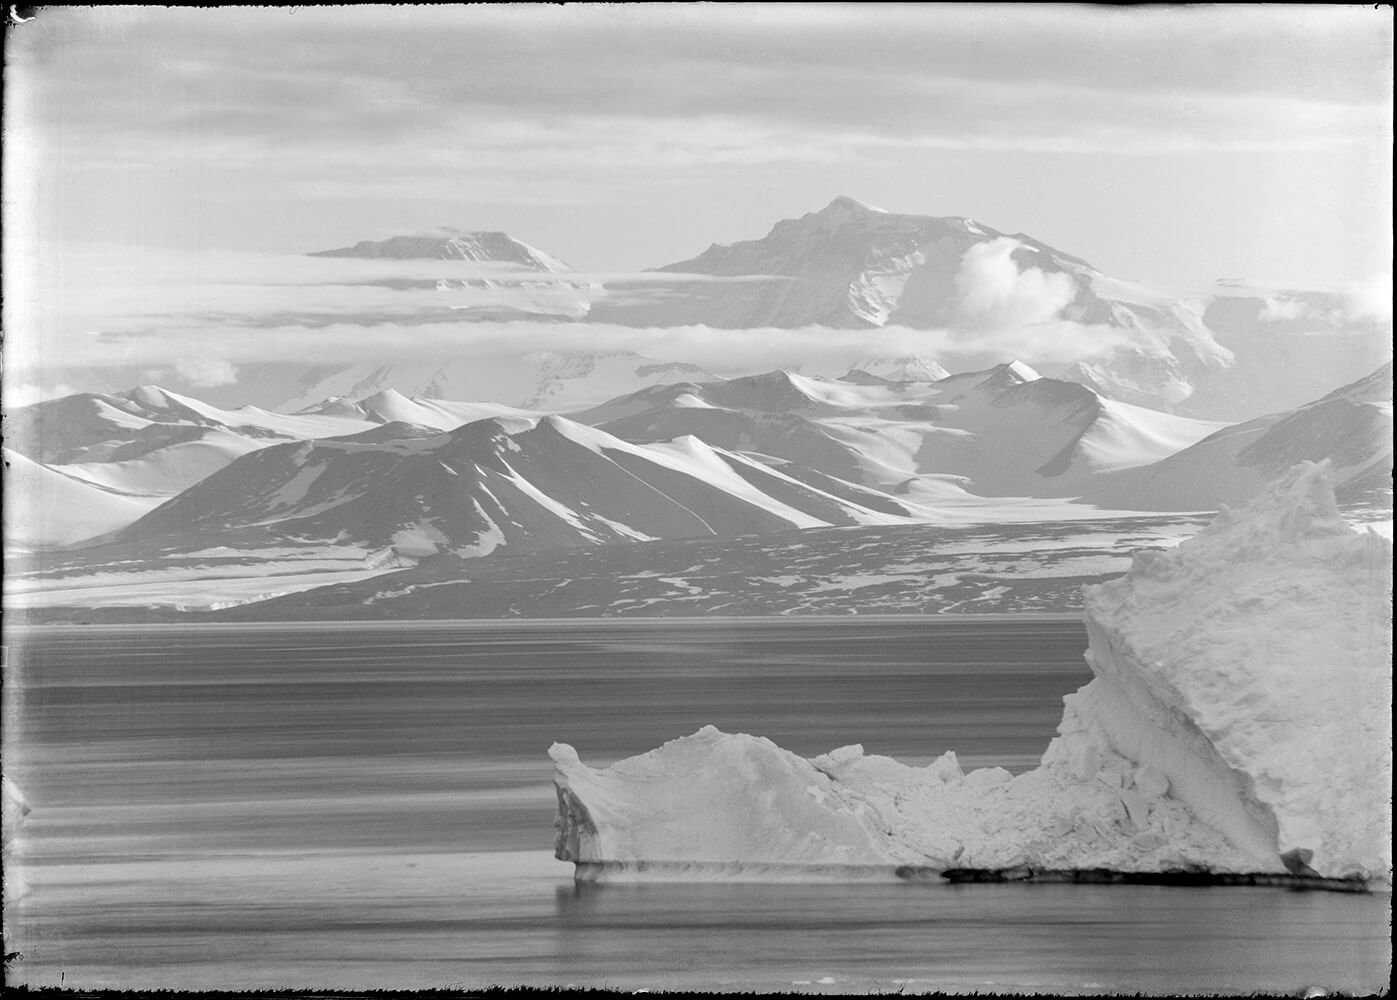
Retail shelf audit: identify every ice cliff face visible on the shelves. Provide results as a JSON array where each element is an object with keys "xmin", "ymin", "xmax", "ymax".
[
  {"xmin": 1074, "ymin": 460, "xmax": 1392, "ymax": 879},
  {"xmin": 551, "ymin": 462, "xmax": 1392, "ymax": 882}
]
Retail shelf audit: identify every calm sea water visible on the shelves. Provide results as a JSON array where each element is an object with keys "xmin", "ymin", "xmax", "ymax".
[{"xmin": 2, "ymin": 619, "xmax": 1389, "ymax": 993}]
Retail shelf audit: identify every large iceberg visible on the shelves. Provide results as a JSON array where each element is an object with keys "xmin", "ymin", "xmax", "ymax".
[{"xmin": 551, "ymin": 462, "xmax": 1392, "ymax": 884}]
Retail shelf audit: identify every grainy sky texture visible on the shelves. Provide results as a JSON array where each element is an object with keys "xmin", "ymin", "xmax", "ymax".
[{"xmin": 6, "ymin": 4, "xmax": 1392, "ymax": 287}]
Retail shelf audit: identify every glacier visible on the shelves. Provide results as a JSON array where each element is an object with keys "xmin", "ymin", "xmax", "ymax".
[{"xmin": 550, "ymin": 462, "xmax": 1392, "ymax": 885}]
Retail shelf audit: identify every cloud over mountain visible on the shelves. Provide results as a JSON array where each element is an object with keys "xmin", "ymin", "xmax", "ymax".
[{"xmin": 952, "ymin": 238, "xmax": 1078, "ymax": 332}]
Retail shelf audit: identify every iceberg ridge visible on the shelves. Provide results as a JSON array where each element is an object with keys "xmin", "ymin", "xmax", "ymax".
[{"xmin": 550, "ymin": 462, "xmax": 1392, "ymax": 883}]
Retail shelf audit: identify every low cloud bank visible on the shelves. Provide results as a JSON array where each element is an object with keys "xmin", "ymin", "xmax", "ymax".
[
  {"xmin": 14, "ymin": 318, "xmax": 1134, "ymax": 384},
  {"xmin": 7, "ymin": 245, "xmax": 1137, "ymax": 390},
  {"xmin": 8, "ymin": 245, "xmax": 1386, "ymax": 398}
]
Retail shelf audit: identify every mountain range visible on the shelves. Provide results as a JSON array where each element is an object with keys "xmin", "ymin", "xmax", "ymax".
[
  {"xmin": 34, "ymin": 198, "xmax": 1383, "ymax": 425},
  {"xmin": 278, "ymin": 352, "xmax": 717, "ymax": 416},
  {"xmin": 6, "ymin": 195, "xmax": 1390, "ymax": 617},
  {"xmin": 276, "ymin": 198, "xmax": 1389, "ymax": 422},
  {"xmin": 576, "ymin": 363, "xmax": 1230, "ymax": 502},
  {"xmin": 5, "ymin": 356, "xmax": 1388, "ymax": 623}
]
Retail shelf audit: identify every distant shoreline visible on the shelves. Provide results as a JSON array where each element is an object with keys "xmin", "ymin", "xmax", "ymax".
[{"xmin": 4, "ymin": 611, "xmax": 1086, "ymax": 630}]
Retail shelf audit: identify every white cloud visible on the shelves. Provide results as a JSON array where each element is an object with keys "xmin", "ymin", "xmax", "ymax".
[
  {"xmin": 3, "ymin": 244, "xmax": 1139, "ymax": 388},
  {"xmin": 1257, "ymin": 297, "xmax": 1309, "ymax": 323},
  {"xmin": 952, "ymin": 238, "xmax": 1079, "ymax": 332},
  {"xmin": 30, "ymin": 317, "xmax": 1131, "ymax": 382},
  {"xmin": 1348, "ymin": 273, "xmax": 1393, "ymax": 323},
  {"xmin": 1, "ymin": 382, "xmax": 78, "ymax": 408},
  {"xmin": 1211, "ymin": 276, "xmax": 1393, "ymax": 332},
  {"xmin": 173, "ymin": 357, "xmax": 240, "ymax": 387},
  {"xmin": 5, "ymin": 245, "xmax": 796, "ymax": 355}
]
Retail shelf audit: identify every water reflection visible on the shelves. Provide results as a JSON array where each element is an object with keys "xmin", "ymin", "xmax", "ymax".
[{"xmin": 549, "ymin": 879, "xmax": 1391, "ymax": 995}]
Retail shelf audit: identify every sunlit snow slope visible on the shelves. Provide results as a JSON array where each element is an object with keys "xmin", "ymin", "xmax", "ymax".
[
  {"xmin": 3, "ymin": 449, "xmax": 162, "ymax": 548},
  {"xmin": 1085, "ymin": 362, "xmax": 1393, "ymax": 510},
  {"xmin": 579, "ymin": 364, "xmax": 1227, "ymax": 500}
]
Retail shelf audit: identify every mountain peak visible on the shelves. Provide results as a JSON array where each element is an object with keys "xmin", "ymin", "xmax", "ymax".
[
  {"xmin": 851, "ymin": 356, "xmax": 951, "ymax": 383},
  {"xmin": 821, "ymin": 195, "xmax": 886, "ymax": 215},
  {"xmin": 972, "ymin": 361, "xmax": 1044, "ymax": 395},
  {"xmin": 1001, "ymin": 360, "xmax": 1042, "ymax": 382},
  {"xmin": 124, "ymin": 385, "xmax": 180, "ymax": 409},
  {"xmin": 359, "ymin": 387, "xmax": 412, "ymax": 407},
  {"xmin": 308, "ymin": 231, "xmax": 572, "ymax": 272},
  {"xmin": 804, "ymin": 197, "xmax": 889, "ymax": 231}
]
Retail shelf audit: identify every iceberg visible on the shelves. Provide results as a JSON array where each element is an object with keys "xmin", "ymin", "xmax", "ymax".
[{"xmin": 550, "ymin": 462, "xmax": 1392, "ymax": 884}]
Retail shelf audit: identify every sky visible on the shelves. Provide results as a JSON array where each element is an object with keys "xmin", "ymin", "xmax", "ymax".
[{"xmin": 2, "ymin": 4, "xmax": 1392, "ymax": 402}]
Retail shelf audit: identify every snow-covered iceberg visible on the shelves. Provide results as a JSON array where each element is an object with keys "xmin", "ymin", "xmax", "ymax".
[{"xmin": 550, "ymin": 462, "xmax": 1392, "ymax": 884}]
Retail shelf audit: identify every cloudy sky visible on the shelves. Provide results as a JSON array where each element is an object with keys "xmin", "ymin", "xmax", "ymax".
[{"xmin": 3, "ymin": 4, "xmax": 1392, "ymax": 401}]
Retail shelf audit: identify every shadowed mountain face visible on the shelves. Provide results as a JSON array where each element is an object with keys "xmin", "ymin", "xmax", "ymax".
[{"xmin": 108, "ymin": 413, "xmax": 915, "ymax": 561}]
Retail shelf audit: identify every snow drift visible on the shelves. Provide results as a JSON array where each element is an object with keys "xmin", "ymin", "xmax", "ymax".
[{"xmin": 550, "ymin": 462, "xmax": 1392, "ymax": 883}]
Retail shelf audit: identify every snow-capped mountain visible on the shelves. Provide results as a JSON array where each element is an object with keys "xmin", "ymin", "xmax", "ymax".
[
  {"xmin": 310, "ymin": 228, "xmax": 575, "ymax": 275},
  {"xmin": 846, "ymin": 356, "xmax": 951, "ymax": 382},
  {"xmin": 308, "ymin": 227, "xmax": 592, "ymax": 320},
  {"xmin": 577, "ymin": 364, "xmax": 1227, "ymax": 501},
  {"xmin": 585, "ymin": 196, "xmax": 1238, "ymax": 414},
  {"xmin": 109, "ymin": 414, "xmax": 917, "ymax": 561},
  {"xmin": 3, "ymin": 385, "xmax": 532, "ymax": 548},
  {"xmin": 311, "ymin": 388, "xmax": 534, "ymax": 429},
  {"xmin": 574, "ymin": 196, "xmax": 1392, "ymax": 422},
  {"xmin": 591, "ymin": 197, "xmax": 1050, "ymax": 328},
  {"xmin": 279, "ymin": 204, "xmax": 1388, "ymax": 423},
  {"xmin": 277, "ymin": 352, "xmax": 718, "ymax": 415},
  {"xmin": 3, "ymin": 385, "xmax": 382, "ymax": 501},
  {"xmin": 10, "ymin": 366, "xmax": 1388, "ymax": 613},
  {"xmin": 1084, "ymin": 362, "xmax": 1393, "ymax": 511}
]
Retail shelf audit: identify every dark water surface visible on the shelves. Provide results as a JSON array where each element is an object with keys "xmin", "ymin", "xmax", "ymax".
[{"xmin": 3, "ymin": 620, "xmax": 1390, "ymax": 993}]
